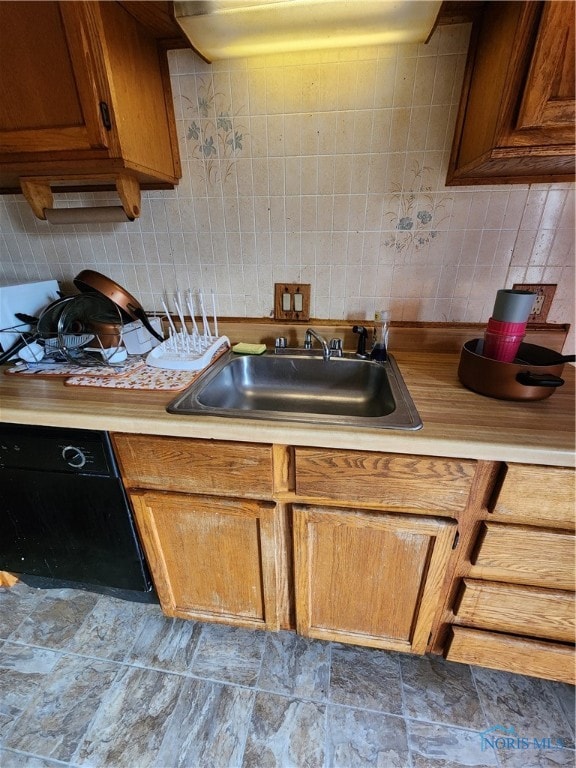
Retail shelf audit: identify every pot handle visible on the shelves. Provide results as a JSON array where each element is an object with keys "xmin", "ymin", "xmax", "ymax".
[{"xmin": 516, "ymin": 371, "xmax": 565, "ymax": 388}]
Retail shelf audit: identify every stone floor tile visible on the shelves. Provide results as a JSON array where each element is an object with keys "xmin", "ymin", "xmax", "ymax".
[
  {"xmin": 472, "ymin": 667, "xmax": 575, "ymax": 753},
  {"xmin": 2, "ymin": 582, "xmax": 572, "ymax": 768},
  {"xmin": 0, "ymin": 749, "xmax": 72, "ymax": 767},
  {"xmin": 490, "ymin": 743, "xmax": 575, "ymax": 768},
  {"xmin": 407, "ymin": 720, "xmax": 498, "ymax": 767},
  {"xmin": 400, "ymin": 653, "xmax": 487, "ymax": 730},
  {"xmin": 0, "ymin": 642, "xmax": 62, "ymax": 744},
  {"xmin": 4, "ymin": 653, "xmax": 120, "ymax": 762},
  {"xmin": 326, "ymin": 705, "xmax": 409, "ymax": 768},
  {"xmin": 330, "ymin": 643, "xmax": 403, "ymax": 714},
  {"xmin": 242, "ymin": 691, "xmax": 326, "ymax": 768},
  {"xmin": 73, "ymin": 664, "xmax": 184, "ymax": 767},
  {"xmin": 67, "ymin": 593, "xmax": 158, "ymax": 662},
  {"xmin": 126, "ymin": 611, "xmax": 203, "ymax": 673},
  {"xmin": 258, "ymin": 630, "xmax": 330, "ymax": 701},
  {"xmin": 548, "ymin": 681, "xmax": 576, "ymax": 738},
  {"xmin": 156, "ymin": 678, "xmax": 256, "ymax": 767},
  {"xmin": 8, "ymin": 589, "xmax": 99, "ymax": 651},
  {"xmin": 192, "ymin": 623, "xmax": 268, "ymax": 686},
  {"xmin": 0, "ymin": 583, "xmax": 43, "ymax": 639}
]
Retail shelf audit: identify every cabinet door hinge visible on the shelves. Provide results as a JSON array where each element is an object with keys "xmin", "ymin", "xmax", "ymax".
[
  {"xmin": 452, "ymin": 530, "xmax": 460, "ymax": 549},
  {"xmin": 99, "ymin": 101, "xmax": 112, "ymax": 130}
]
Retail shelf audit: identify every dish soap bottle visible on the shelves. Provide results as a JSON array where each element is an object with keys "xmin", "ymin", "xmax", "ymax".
[{"xmin": 370, "ymin": 309, "xmax": 389, "ymax": 361}]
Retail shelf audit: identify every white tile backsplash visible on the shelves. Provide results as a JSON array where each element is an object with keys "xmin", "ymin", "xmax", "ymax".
[{"xmin": 0, "ymin": 23, "xmax": 574, "ymax": 348}]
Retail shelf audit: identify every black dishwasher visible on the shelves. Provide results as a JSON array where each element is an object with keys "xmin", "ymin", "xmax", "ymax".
[{"xmin": 0, "ymin": 423, "xmax": 152, "ymax": 593}]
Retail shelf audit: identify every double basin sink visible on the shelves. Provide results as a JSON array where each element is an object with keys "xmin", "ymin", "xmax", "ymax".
[{"xmin": 168, "ymin": 350, "xmax": 422, "ymax": 430}]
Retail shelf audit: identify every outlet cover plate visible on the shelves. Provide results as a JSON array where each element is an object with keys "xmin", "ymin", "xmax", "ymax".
[
  {"xmin": 274, "ymin": 283, "xmax": 311, "ymax": 321},
  {"xmin": 512, "ymin": 283, "xmax": 557, "ymax": 323}
]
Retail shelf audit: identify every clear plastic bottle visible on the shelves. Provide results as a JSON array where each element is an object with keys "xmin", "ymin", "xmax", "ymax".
[{"xmin": 371, "ymin": 309, "xmax": 390, "ymax": 361}]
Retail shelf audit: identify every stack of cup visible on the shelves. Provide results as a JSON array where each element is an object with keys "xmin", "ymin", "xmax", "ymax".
[{"xmin": 483, "ymin": 289, "xmax": 536, "ymax": 362}]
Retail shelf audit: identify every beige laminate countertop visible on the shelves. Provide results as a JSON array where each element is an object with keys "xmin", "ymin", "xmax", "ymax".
[{"xmin": 0, "ymin": 350, "xmax": 574, "ymax": 467}]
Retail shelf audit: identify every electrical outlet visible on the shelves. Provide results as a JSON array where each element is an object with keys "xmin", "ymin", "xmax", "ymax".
[
  {"xmin": 512, "ymin": 284, "xmax": 557, "ymax": 323},
  {"xmin": 274, "ymin": 283, "xmax": 311, "ymax": 321}
]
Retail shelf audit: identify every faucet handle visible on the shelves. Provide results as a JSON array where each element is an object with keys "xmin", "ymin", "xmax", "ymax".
[{"xmin": 329, "ymin": 338, "xmax": 343, "ymax": 356}]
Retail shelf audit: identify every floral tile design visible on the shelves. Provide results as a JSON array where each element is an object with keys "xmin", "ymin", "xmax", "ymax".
[
  {"xmin": 184, "ymin": 77, "xmax": 247, "ymax": 187},
  {"xmin": 383, "ymin": 160, "xmax": 453, "ymax": 252}
]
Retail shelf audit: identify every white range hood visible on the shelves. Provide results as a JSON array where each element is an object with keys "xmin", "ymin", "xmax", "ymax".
[{"xmin": 174, "ymin": 0, "xmax": 443, "ymax": 61}]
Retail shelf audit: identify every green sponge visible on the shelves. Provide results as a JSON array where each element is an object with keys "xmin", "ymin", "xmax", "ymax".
[{"xmin": 232, "ymin": 342, "xmax": 266, "ymax": 355}]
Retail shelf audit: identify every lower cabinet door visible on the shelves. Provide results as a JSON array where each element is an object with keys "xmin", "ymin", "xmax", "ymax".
[
  {"xmin": 293, "ymin": 504, "xmax": 456, "ymax": 653},
  {"xmin": 129, "ymin": 490, "xmax": 281, "ymax": 630}
]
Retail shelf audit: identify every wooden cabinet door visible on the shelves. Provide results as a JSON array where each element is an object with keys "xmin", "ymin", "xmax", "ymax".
[
  {"xmin": 447, "ymin": 0, "xmax": 575, "ymax": 184},
  {"xmin": 293, "ymin": 504, "xmax": 456, "ymax": 653},
  {"xmin": 0, "ymin": 2, "xmax": 113, "ymax": 157},
  {"xmin": 515, "ymin": 1, "xmax": 575, "ymax": 134},
  {"xmin": 129, "ymin": 490, "xmax": 282, "ymax": 631}
]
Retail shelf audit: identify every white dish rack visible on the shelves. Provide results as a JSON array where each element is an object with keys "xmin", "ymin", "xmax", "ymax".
[
  {"xmin": 146, "ymin": 290, "xmax": 228, "ymax": 371},
  {"xmin": 146, "ymin": 333, "xmax": 229, "ymax": 371}
]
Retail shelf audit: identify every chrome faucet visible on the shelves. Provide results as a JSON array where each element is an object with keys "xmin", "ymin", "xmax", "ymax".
[{"xmin": 305, "ymin": 328, "xmax": 331, "ymax": 361}]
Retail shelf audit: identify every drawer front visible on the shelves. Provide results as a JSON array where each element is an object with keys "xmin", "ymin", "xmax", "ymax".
[
  {"xmin": 470, "ymin": 522, "xmax": 575, "ymax": 590},
  {"xmin": 446, "ymin": 626, "xmax": 575, "ymax": 685},
  {"xmin": 491, "ymin": 464, "xmax": 575, "ymax": 528},
  {"xmin": 294, "ymin": 448, "xmax": 476, "ymax": 514},
  {"xmin": 454, "ymin": 578, "xmax": 575, "ymax": 643},
  {"xmin": 112, "ymin": 434, "xmax": 273, "ymax": 496}
]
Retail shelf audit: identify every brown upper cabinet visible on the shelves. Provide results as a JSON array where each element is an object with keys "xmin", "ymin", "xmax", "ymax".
[
  {"xmin": 446, "ymin": 0, "xmax": 575, "ymax": 185},
  {"xmin": 0, "ymin": 1, "xmax": 182, "ymax": 206}
]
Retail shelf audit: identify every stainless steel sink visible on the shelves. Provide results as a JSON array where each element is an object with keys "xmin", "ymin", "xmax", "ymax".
[{"xmin": 168, "ymin": 351, "xmax": 422, "ymax": 430}]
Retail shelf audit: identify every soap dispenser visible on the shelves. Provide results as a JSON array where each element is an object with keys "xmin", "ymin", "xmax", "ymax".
[{"xmin": 370, "ymin": 309, "xmax": 389, "ymax": 361}]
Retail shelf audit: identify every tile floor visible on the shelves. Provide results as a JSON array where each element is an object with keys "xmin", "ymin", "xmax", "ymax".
[{"xmin": 0, "ymin": 581, "xmax": 574, "ymax": 768}]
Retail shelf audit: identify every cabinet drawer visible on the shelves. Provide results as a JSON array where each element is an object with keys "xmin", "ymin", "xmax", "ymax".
[
  {"xmin": 112, "ymin": 434, "xmax": 272, "ymax": 497},
  {"xmin": 294, "ymin": 448, "xmax": 476, "ymax": 514},
  {"xmin": 454, "ymin": 579, "xmax": 575, "ymax": 643},
  {"xmin": 491, "ymin": 464, "xmax": 575, "ymax": 528},
  {"xmin": 446, "ymin": 626, "xmax": 575, "ymax": 685},
  {"xmin": 470, "ymin": 522, "xmax": 575, "ymax": 589}
]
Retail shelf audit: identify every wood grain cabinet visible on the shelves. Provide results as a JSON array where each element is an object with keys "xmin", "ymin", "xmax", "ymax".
[
  {"xmin": 128, "ymin": 491, "xmax": 283, "ymax": 630},
  {"xmin": 291, "ymin": 448, "xmax": 475, "ymax": 653},
  {"xmin": 112, "ymin": 436, "xmax": 471, "ymax": 650},
  {"xmin": 293, "ymin": 504, "xmax": 456, "ymax": 653},
  {"xmin": 112, "ymin": 432, "xmax": 575, "ymax": 680},
  {"xmin": 447, "ymin": 0, "xmax": 575, "ymax": 185},
  {"xmin": 112, "ymin": 435, "xmax": 288, "ymax": 630},
  {"xmin": 445, "ymin": 462, "xmax": 575, "ymax": 684},
  {"xmin": 0, "ymin": 1, "xmax": 181, "ymax": 202}
]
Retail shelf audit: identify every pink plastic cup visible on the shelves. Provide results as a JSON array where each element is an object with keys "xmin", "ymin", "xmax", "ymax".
[
  {"xmin": 483, "ymin": 330, "xmax": 525, "ymax": 362},
  {"xmin": 486, "ymin": 317, "xmax": 527, "ymax": 336}
]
